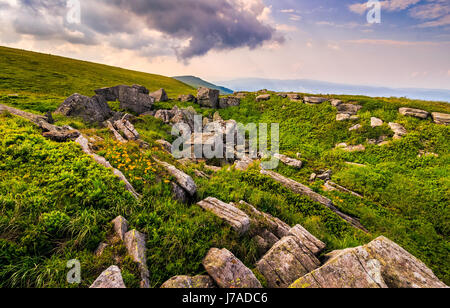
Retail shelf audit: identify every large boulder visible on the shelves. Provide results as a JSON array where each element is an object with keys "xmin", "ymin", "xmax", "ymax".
[
  {"xmin": 55, "ymin": 94, "xmax": 113, "ymax": 123},
  {"xmin": 95, "ymin": 85, "xmax": 154, "ymax": 115},
  {"xmin": 178, "ymin": 94, "xmax": 196, "ymax": 103},
  {"xmin": 256, "ymin": 94, "xmax": 271, "ymax": 102},
  {"xmin": 203, "ymin": 248, "xmax": 262, "ymax": 288},
  {"xmin": 288, "ymin": 225, "xmax": 325, "ymax": 255},
  {"xmin": 337, "ymin": 103, "xmax": 362, "ymax": 115},
  {"xmin": 197, "ymin": 197, "xmax": 250, "ymax": 235},
  {"xmin": 432, "ymin": 112, "xmax": 450, "ymax": 125},
  {"xmin": 399, "ymin": 108, "xmax": 430, "ymax": 119},
  {"xmin": 256, "ymin": 236, "xmax": 321, "ymax": 288},
  {"xmin": 161, "ymin": 275, "xmax": 216, "ymax": 288},
  {"xmin": 90, "ymin": 266, "xmax": 126, "ymax": 288},
  {"xmin": 197, "ymin": 87, "xmax": 219, "ymax": 108},
  {"xmin": 291, "ymin": 236, "xmax": 448, "ymax": 288},
  {"xmin": 150, "ymin": 88, "xmax": 169, "ymax": 102},
  {"xmin": 219, "ymin": 97, "xmax": 241, "ymax": 109}
]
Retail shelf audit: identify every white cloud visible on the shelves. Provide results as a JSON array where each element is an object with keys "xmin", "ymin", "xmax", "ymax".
[
  {"xmin": 349, "ymin": 0, "xmax": 421, "ymax": 14},
  {"xmin": 416, "ymin": 14, "xmax": 450, "ymax": 28}
]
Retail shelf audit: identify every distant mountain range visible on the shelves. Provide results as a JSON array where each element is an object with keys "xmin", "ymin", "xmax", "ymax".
[
  {"xmin": 216, "ymin": 78, "xmax": 450, "ymax": 102},
  {"xmin": 173, "ymin": 76, "xmax": 234, "ymax": 95}
]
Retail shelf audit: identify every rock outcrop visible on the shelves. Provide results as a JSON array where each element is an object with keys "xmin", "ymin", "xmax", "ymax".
[
  {"xmin": 55, "ymin": 94, "xmax": 113, "ymax": 123},
  {"xmin": 197, "ymin": 87, "xmax": 219, "ymax": 108},
  {"xmin": 197, "ymin": 197, "xmax": 250, "ymax": 235},
  {"xmin": 288, "ymin": 225, "xmax": 326, "ymax": 255},
  {"xmin": 274, "ymin": 154, "xmax": 303, "ymax": 169},
  {"xmin": 256, "ymin": 94, "xmax": 271, "ymax": 102},
  {"xmin": 330, "ymin": 99, "xmax": 342, "ymax": 107},
  {"xmin": 155, "ymin": 106, "xmax": 197, "ymax": 131},
  {"xmin": 432, "ymin": 112, "xmax": 450, "ymax": 125},
  {"xmin": 178, "ymin": 94, "xmax": 196, "ymax": 103},
  {"xmin": 124, "ymin": 230, "xmax": 149, "ymax": 288},
  {"xmin": 90, "ymin": 266, "xmax": 126, "ymax": 288},
  {"xmin": 290, "ymin": 236, "xmax": 448, "ymax": 288},
  {"xmin": 389, "ymin": 122, "xmax": 407, "ymax": 139},
  {"xmin": 304, "ymin": 97, "xmax": 328, "ymax": 104},
  {"xmin": 219, "ymin": 96, "xmax": 241, "ymax": 109},
  {"xmin": 150, "ymin": 88, "xmax": 169, "ymax": 102},
  {"xmin": 95, "ymin": 85, "xmax": 154, "ymax": 115},
  {"xmin": 112, "ymin": 115, "xmax": 140, "ymax": 141},
  {"xmin": 399, "ymin": 108, "xmax": 430, "ymax": 119},
  {"xmin": 203, "ymin": 248, "xmax": 262, "ymax": 288},
  {"xmin": 337, "ymin": 103, "xmax": 362, "ymax": 115},
  {"xmin": 161, "ymin": 275, "xmax": 216, "ymax": 289},
  {"xmin": 154, "ymin": 158, "xmax": 197, "ymax": 196}
]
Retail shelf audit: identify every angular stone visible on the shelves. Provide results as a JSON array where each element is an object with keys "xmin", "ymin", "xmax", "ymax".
[
  {"xmin": 156, "ymin": 139, "xmax": 173, "ymax": 153},
  {"xmin": 154, "ymin": 159, "xmax": 197, "ymax": 196},
  {"xmin": 203, "ymin": 248, "xmax": 262, "ymax": 288},
  {"xmin": 150, "ymin": 88, "xmax": 169, "ymax": 102},
  {"xmin": 55, "ymin": 94, "xmax": 113, "ymax": 123},
  {"xmin": 124, "ymin": 229, "xmax": 149, "ymax": 288},
  {"xmin": 336, "ymin": 114, "xmax": 351, "ymax": 121},
  {"xmin": 256, "ymin": 94, "xmax": 271, "ymax": 102},
  {"xmin": 90, "ymin": 266, "xmax": 126, "ymax": 288},
  {"xmin": 197, "ymin": 87, "xmax": 219, "ymax": 108},
  {"xmin": 337, "ymin": 104, "xmax": 362, "ymax": 115},
  {"xmin": 274, "ymin": 153, "xmax": 303, "ymax": 169},
  {"xmin": 389, "ymin": 122, "xmax": 407, "ymax": 138},
  {"xmin": 161, "ymin": 275, "xmax": 216, "ymax": 288},
  {"xmin": 219, "ymin": 97, "xmax": 241, "ymax": 109},
  {"xmin": 178, "ymin": 94, "xmax": 196, "ymax": 103},
  {"xmin": 317, "ymin": 170, "xmax": 332, "ymax": 181},
  {"xmin": 432, "ymin": 112, "xmax": 450, "ymax": 125},
  {"xmin": 197, "ymin": 197, "xmax": 250, "ymax": 235},
  {"xmin": 289, "ymin": 225, "xmax": 326, "ymax": 255},
  {"xmin": 304, "ymin": 97, "xmax": 328, "ymax": 104},
  {"xmin": 256, "ymin": 236, "xmax": 321, "ymax": 288},
  {"xmin": 112, "ymin": 216, "xmax": 129, "ymax": 241},
  {"xmin": 371, "ymin": 117, "xmax": 383, "ymax": 127},
  {"xmin": 399, "ymin": 108, "xmax": 430, "ymax": 119},
  {"xmin": 113, "ymin": 116, "xmax": 140, "ymax": 141},
  {"xmin": 287, "ymin": 93, "xmax": 301, "ymax": 101},
  {"xmin": 235, "ymin": 156, "xmax": 254, "ymax": 171},
  {"xmin": 331, "ymin": 99, "xmax": 343, "ymax": 107},
  {"xmin": 172, "ymin": 182, "xmax": 189, "ymax": 204},
  {"xmin": 349, "ymin": 124, "xmax": 362, "ymax": 131},
  {"xmin": 95, "ymin": 243, "xmax": 109, "ymax": 257}
]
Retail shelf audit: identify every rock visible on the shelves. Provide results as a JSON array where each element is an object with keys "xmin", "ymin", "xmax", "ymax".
[
  {"xmin": 90, "ymin": 266, "xmax": 126, "ymax": 288},
  {"xmin": 330, "ymin": 99, "xmax": 343, "ymax": 107},
  {"xmin": 154, "ymin": 159, "xmax": 197, "ymax": 196},
  {"xmin": 113, "ymin": 116, "xmax": 140, "ymax": 141},
  {"xmin": 274, "ymin": 153, "xmax": 303, "ymax": 169},
  {"xmin": 150, "ymin": 88, "xmax": 169, "ymax": 102},
  {"xmin": 317, "ymin": 170, "xmax": 332, "ymax": 182},
  {"xmin": 368, "ymin": 135, "xmax": 388, "ymax": 145},
  {"xmin": 161, "ymin": 275, "xmax": 216, "ymax": 289},
  {"xmin": 371, "ymin": 117, "xmax": 383, "ymax": 127},
  {"xmin": 156, "ymin": 139, "xmax": 173, "ymax": 153},
  {"xmin": 95, "ymin": 243, "xmax": 109, "ymax": 257},
  {"xmin": 112, "ymin": 216, "xmax": 129, "ymax": 241},
  {"xmin": 55, "ymin": 94, "xmax": 113, "ymax": 123},
  {"xmin": 337, "ymin": 103, "xmax": 362, "ymax": 115},
  {"xmin": 256, "ymin": 94, "xmax": 271, "ymax": 102},
  {"xmin": 203, "ymin": 248, "xmax": 262, "ymax": 288},
  {"xmin": 107, "ymin": 121, "xmax": 126, "ymax": 143},
  {"xmin": 291, "ymin": 236, "xmax": 448, "ymax": 288},
  {"xmin": 389, "ymin": 122, "xmax": 407, "ymax": 138},
  {"xmin": 349, "ymin": 124, "xmax": 362, "ymax": 131},
  {"xmin": 324, "ymin": 181, "xmax": 363, "ymax": 198},
  {"xmin": 219, "ymin": 97, "xmax": 241, "ymax": 109},
  {"xmin": 197, "ymin": 87, "xmax": 219, "ymax": 108},
  {"xmin": 234, "ymin": 92, "xmax": 248, "ymax": 99},
  {"xmin": 342, "ymin": 144, "xmax": 366, "ymax": 152},
  {"xmin": 336, "ymin": 114, "xmax": 351, "ymax": 121},
  {"xmin": 42, "ymin": 129, "xmax": 80, "ymax": 142},
  {"xmin": 213, "ymin": 112, "xmax": 223, "ymax": 122},
  {"xmin": 155, "ymin": 106, "xmax": 197, "ymax": 131},
  {"xmin": 399, "ymin": 108, "xmax": 430, "ymax": 119},
  {"xmin": 256, "ymin": 236, "xmax": 321, "ymax": 288},
  {"xmin": 178, "ymin": 94, "xmax": 196, "ymax": 103},
  {"xmin": 432, "ymin": 112, "xmax": 450, "ymax": 125},
  {"xmin": 172, "ymin": 182, "xmax": 189, "ymax": 204},
  {"xmin": 234, "ymin": 156, "xmax": 254, "ymax": 171},
  {"xmin": 286, "ymin": 94, "xmax": 301, "ymax": 101},
  {"xmin": 124, "ymin": 230, "xmax": 149, "ymax": 288},
  {"xmin": 95, "ymin": 85, "xmax": 154, "ymax": 115},
  {"xmin": 260, "ymin": 170, "xmax": 367, "ymax": 232},
  {"xmin": 309, "ymin": 173, "xmax": 317, "ymax": 182},
  {"xmin": 288, "ymin": 225, "xmax": 326, "ymax": 255},
  {"xmin": 304, "ymin": 97, "xmax": 328, "ymax": 104},
  {"xmin": 253, "ymin": 230, "xmax": 280, "ymax": 256},
  {"xmin": 197, "ymin": 197, "xmax": 250, "ymax": 235},
  {"xmin": 345, "ymin": 162, "xmax": 367, "ymax": 167}
]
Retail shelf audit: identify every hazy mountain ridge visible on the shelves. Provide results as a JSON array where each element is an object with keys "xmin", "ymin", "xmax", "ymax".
[{"xmin": 173, "ymin": 75, "xmax": 234, "ymax": 95}]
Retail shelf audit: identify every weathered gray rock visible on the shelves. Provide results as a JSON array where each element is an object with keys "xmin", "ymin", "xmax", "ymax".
[
  {"xmin": 432, "ymin": 112, "xmax": 450, "ymax": 125},
  {"xmin": 274, "ymin": 153, "xmax": 303, "ymax": 169},
  {"xmin": 156, "ymin": 139, "xmax": 173, "ymax": 153},
  {"xmin": 371, "ymin": 117, "xmax": 383, "ymax": 127},
  {"xmin": 150, "ymin": 88, "xmax": 169, "ymax": 102},
  {"xmin": 90, "ymin": 266, "xmax": 126, "ymax": 288},
  {"xmin": 234, "ymin": 156, "xmax": 254, "ymax": 171},
  {"xmin": 154, "ymin": 158, "xmax": 197, "ymax": 196},
  {"xmin": 172, "ymin": 182, "xmax": 189, "ymax": 204},
  {"xmin": 42, "ymin": 129, "xmax": 80, "ymax": 142},
  {"xmin": 389, "ymin": 122, "xmax": 407, "ymax": 139},
  {"xmin": 291, "ymin": 236, "xmax": 448, "ymax": 288},
  {"xmin": 161, "ymin": 275, "xmax": 216, "ymax": 289},
  {"xmin": 349, "ymin": 124, "xmax": 362, "ymax": 131},
  {"xmin": 256, "ymin": 236, "xmax": 321, "ymax": 288},
  {"xmin": 234, "ymin": 92, "xmax": 248, "ymax": 99},
  {"xmin": 219, "ymin": 97, "xmax": 241, "ymax": 109},
  {"xmin": 399, "ymin": 108, "xmax": 430, "ymax": 119},
  {"xmin": 113, "ymin": 116, "xmax": 140, "ymax": 141},
  {"xmin": 95, "ymin": 243, "xmax": 109, "ymax": 257},
  {"xmin": 256, "ymin": 94, "xmax": 271, "ymax": 102},
  {"xmin": 107, "ymin": 121, "xmax": 126, "ymax": 143},
  {"xmin": 286, "ymin": 93, "xmax": 301, "ymax": 101},
  {"xmin": 124, "ymin": 229, "xmax": 149, "ymax": 288},
  {"xmin": 197, "ymin": 197, "xmax": 250, "ymax": 235},
  {"xmin": 289, "ymin": 225, "xmax": 325, "ymax": 255},
  {"xmin": 317, "ymin": 170, "xmax": 332, "ymax": 182},
  {"xmin": 336, "ymin": 114, "xmax": 351, "ymax": 121},
  {"xmin": 197, "ymin": 87, "xmax": 219, "ymax": 108},
  {"xmin": 95, "ymin": 85, "xmax": 154, "ymax": 115},
  {"xmin": 337, "ymin": 103, "xmax": 362, "ymax": 115},
  {"xmin": 336, "ymin": 144, "xmax": 366, "ymax": 152},
  {"xmin": 178, "ymin": 94, "xmax": 196, "ymax": 103},
  {"xmin": 324, "ymin": 181, "xmax": 363, "ymax": 198},
  {"xmin": 155, "ymin": 106, "xmax": 197, "ymax": 131},
  {"xmin": 304, "ymin": 97, "xmax": 328, "ymax": 104},
  {"xmin": 111, "ymin": 216, "xmax": 129, "ymax": 241},
  {"xmin": 203, "ymin": 248, "xmax": 262, "ymax": 288},
  {"xmin": 331, "ymin": 99, "xmax": 343, "ymax": 107},
  {"xmin": 55, "ymin": 94, "xmax": 113, "ymax": 123},
  {"xmin": 254, "ymin": 230, "xmax": 280, "ymax": 256}
]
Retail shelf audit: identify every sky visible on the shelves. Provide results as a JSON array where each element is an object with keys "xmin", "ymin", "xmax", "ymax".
[{"xmin": 0, "ymin": 0, "xmax": 449, "ymax": 90}]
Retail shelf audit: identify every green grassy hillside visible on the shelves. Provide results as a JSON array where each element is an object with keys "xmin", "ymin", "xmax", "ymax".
[
  {"xmin": 0, "ymin": 46, "xmax": 448, "ymax": 287},
  {"xmin": 173, "ymin": 75, "xmax": 233, "ymax": 95}
]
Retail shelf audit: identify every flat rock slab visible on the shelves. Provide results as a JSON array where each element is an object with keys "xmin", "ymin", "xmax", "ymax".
[
  {"xmin": 256, "ymin": 94, "xmax": 271, "ymax": 102},
  {"xmin": 288, "ymin": 225, "xmax": 326, "ymax": 255},
  {"xmin": 274, "ymin": 153, "xmax": 303, "ymax": 169},
  {"xmin": 161, "ymin": 275, "xmax": 216, "ymax": 288},
  {"xmin": 389, "ymin": 122, "xmax": 407, "ymax": 138},
  {"xmin": 337, "ymin": 104, "xmax": 362, "ymax": 115},
  {"xmin": 90, "ymin": 266, "xmax": 126, "ymax": 288},
  {"xmin": 304, "ymin": 97, "xmax": 328, "ymax": 104},
  {"xmin": 154, "ymin": 159, "xmax": 197, "ymax": 196},
  {"xmin": 399, "ymin": 108, "xmax": 430, "ymax": 119},
  {"xmin": 432, "ymin": 112, "xmax": 450, "ymax": 125},
  {"xmin": 371, "ymin": 117, "xmax": 383, "ymax": 127},
  {"xmin": 256, "ymin": 236, "xmax": 321, "ymax": 288},
  {"xmin": 203, "ymin": 248, "xmax": 262, "ymax": 288},
  {"xmin": 197, "ymin": 197, "xmax": 250, "ymax": 235},
  {"xmin": 124, "ymin": 229, "xmax": 149, "ymax": 288},
  {"xmin": 291, "ymin": 236, "xmax": 448, "ymax": 288}
]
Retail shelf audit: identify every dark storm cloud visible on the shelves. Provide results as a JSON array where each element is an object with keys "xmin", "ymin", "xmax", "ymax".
[{"xmin": 9, "ymin": 0, "xmax": 284, "ymax": 59}]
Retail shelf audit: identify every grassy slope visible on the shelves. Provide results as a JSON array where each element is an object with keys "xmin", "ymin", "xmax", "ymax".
[
  {"xmin": 0, "ymin": 46, "xmax": 449, "ymax": 287},
  {"xmin": 173, "ymin": 75, "xmax": 234, "ymax": 95}
]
